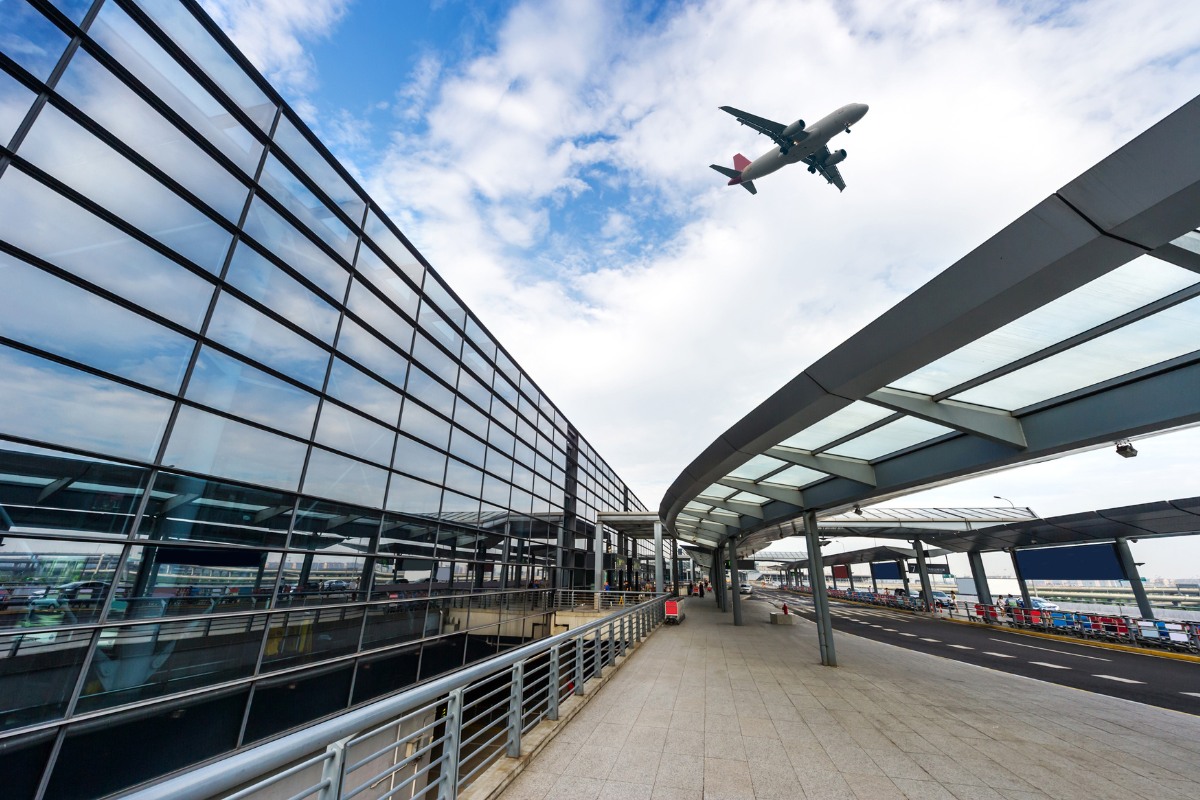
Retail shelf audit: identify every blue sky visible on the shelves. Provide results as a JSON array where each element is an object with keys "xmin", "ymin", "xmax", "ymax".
[{"xmin": 203, "ymin": 0, "xmax": 1200, "ymax": 578}]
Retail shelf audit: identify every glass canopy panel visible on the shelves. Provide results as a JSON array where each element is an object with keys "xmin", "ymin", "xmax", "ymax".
[
  {"xmin": 778, "ymin": 401, "xmax": 893, "ymax": 451},
  {"xmin": 729, "ymin": 492, "xmax": 774, "ymax": 504},
  {"xmin": 760, "ymin": 464, "xmax": 825, "ymax": 487},
  {"xmin": 891, "ymin": 256, "xmax": 1199, "ymax": 395},
  {"xmin": 726, "ymin": 454, "xmax": 788, "ymax": 481},
  {"xmin": 954, "ymin": 293, "xmax": 1200, "ymax": 410},
  {"xmin": 825, "ymin": 417, "xmax": 955, "ymax": 460},
  {"xmin": 684, "ymin": 501, "xmax": 713, "ymax": 512},
  {"xmin": 701, "ymin": 483, "xmax": 736, "ymax": 500},
  {"xmin": 1173, "ymin": 230, "xmax": 1200, "ymax": 255}
]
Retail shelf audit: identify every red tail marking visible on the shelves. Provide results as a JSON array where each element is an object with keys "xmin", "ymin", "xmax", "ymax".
[{"xmin": 732, "ymin": 153, "xmax": 751, "ymax": 172}]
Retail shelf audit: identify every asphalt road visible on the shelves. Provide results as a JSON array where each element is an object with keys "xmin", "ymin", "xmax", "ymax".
[{"xmin": 754, "ymin": 588, "xmax": 1200, "ymax": 715}]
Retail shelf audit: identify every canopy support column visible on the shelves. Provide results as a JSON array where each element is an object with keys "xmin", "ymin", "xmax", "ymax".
[
  {"xmin": 729, "ymin": 538, "xmax": 743, "ymax": 626},
  {"xmin": 593, "ymin": 522, "xmax": 605, "ymax": 611},
  {"xmin": 1115, "ymin": 538, "xmax": 1154, "ymax": 619},
  {"xmin": 803, "ymin": 511, "xmax": 836, "ymax": 666},
  {"xmin": 967, "ymin": 551, "xmax": 992, "ymax": 605},
  {"xmin": 913, "ymin": 541, "xmax": 934, "ymax": 611},
  {"xmin": 1010, "ymin": 550, "xmax": 1033, "ymax": 610},
  {"xmin": 653, "ymin": 521, "xmax": 665, "ymax": 594}
]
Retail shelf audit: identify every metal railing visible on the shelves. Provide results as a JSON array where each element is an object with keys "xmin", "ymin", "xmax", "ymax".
[{"xmin": 118, "ymin": 593, "xmax": 667, "ymax": 800}]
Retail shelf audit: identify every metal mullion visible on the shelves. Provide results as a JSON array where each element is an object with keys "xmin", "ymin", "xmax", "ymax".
[{"xmin": 931, "ymin": 280, "xmax": 1200, "ymax": 403}]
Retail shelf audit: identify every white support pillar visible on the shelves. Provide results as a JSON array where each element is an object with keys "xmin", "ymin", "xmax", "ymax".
[
  {"xmin": 654, "ymin": 521, "xmax": 665, "ymax": 594},
  {"xmin": 593, "ymin": 522, "xmax": 605, "ymax": 611},
  {"xmin": 729, "ymin": 538, "xmax": 743, "ymax": 626}
]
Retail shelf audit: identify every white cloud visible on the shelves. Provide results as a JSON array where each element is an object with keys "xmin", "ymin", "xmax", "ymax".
[{"xmin": 219, "ymin": 1, "xmax": 1200, "ymax": 570}]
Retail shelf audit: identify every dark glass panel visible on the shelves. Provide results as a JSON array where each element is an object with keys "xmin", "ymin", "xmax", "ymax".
[
  {"xmin": 56, "ymin": 48, "xmax": 251, "ymax": 222},
  {"xmin": 47, "ymin": 687, "xmax": 250, "ymax": 800},
  {"xmin": 113, "ymin": 545, "xmax": 276, "ymax": 620},
  {"xmin": 314, "ymin": 401, "xmax": 395, "ymax": 467},
  {"xmin": 0, "ymin": 626, "xmax": 90, "ymax": 728},
  {"xmin": 243, "ymin": 662, "xmax": 353, "ymax": 743},
  {"xmin": 0, "ymin": 534, "xmax": 122, "ymax": 626},
  {"xmin": 0, "ymin": 168, "xmax": 215, "ymax": 329},
  {"xmin": 325, "ymin": 357, "xmax": 403, "ymax": 427},
  {"xmin": 272, "ymin": 116, "xmax": 365, "ymax": 226},
  {"xmin": 224, "ymin": 242, "xmax": 340, "ymax": 343},
  {"xmin": 404, "ymin": 364, "xmax": 455, "ymax": 418},
  {"xmin": 384, "ymin": 473, "xmax": 441, "ymax": 517},
  {"xmin": 19, "ymin": 105, "xmax": 233, "ymax": 272},
  {"xmin": 161, "ymin": 405, "xmax": 307, "ymax": 492},
  {"xmin": 260, "ymin": 153, "xmax": 356, "ymax": 262},
  {"xmin": 0, "ymin": 1, "xmax": 69, "ymax": 81},
  {"xmin": 206, "ymin": 291, "xmax": 330, "ymax": 389},
  {"xmin": 391, "ymin": 434, "xmax": 446, "ymax": 485},
  {"xmin": 377, "ymin": 518, "xmax": 438, "ymax": 571},
  {"xmin": 0, "ymin": 729, "xmax": 54, "ymax": 800},
  {"xmin": 185, "ymin": 346, "xmax": 319, "ymax": 438},
  {"xmin": 364, "ymin": 209, "xmax": 424, "ymax": 288},
  {"xmin": 361, "ymin": 597, "xmax": 434, "ymax": 651},
  {"xmin": 0, "ymin": 64, "xmax": 36, "ymax": 144},
  {"xmin": 130, "ymin": 0, "xmax": 275, "ymax": 130},
  {"xmin": 258, "ymin": 606, "xmax": 363, "ymax": 672},
  {"xmin": 0, "ymin": 443, "xmax": 150, "ymax": 538},
  {"xmin": 301, "ymin": 447, "xmax": 388, "ymax": 509},
  {"xmin": 354, "ymin": 241, "xmax": 420, "ymax": 320},
  {"xmin": 351, "ymin": 645, "xmax": 420, "ymax": 703},
  {"xmin": 75, "ymin": 614, "xmax": 265, "ymax": 713},
  {"xmin": 138, "ymin": 471, "xmax": 295, "ymax": 549},
  {"xmin": 346, "ymin": 278, "xmax": 415, "ymax": 353},
  {"xmin": 0, "ymin": 344, "xmax": 172, "ymax": 462},
  {"xmin": 89, "ymin": 2, "xmax": 264, "ymax": 173},
  {"xmin": 418, "ymin": 633, "xmax": 466, "ymax": 681},
  {"xmin": 0, "ymin": 252, "xmax": 194, "ymax": 393},
  {"xmin": 242, "ymin": 196, "xmax": 350, "ymax": 301},
  {"xmin": 290, "ymin": 497, "xmax": 379, "ymax": 555},
  {"xmin": 336, "ymin": 317, "xmax": 409, "ymax": 389}
]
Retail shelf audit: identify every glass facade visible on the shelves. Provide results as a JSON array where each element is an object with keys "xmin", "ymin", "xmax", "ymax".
[{"xmin": 0, "ymin": 2, "xmax": 647, "ymax": 797}]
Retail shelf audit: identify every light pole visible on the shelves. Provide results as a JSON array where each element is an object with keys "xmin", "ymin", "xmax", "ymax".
[{"xmin": 993, "ymin": 495, "xmax": 1015, "ymax": 508}]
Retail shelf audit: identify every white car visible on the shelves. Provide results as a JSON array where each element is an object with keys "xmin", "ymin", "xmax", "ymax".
[{"xmin": 739, "ymin": 585, "xmax": 752, "ymax": 595}]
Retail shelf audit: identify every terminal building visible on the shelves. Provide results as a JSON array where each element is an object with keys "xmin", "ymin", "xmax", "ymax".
[{"xmin": 0, "ymin": 2, "xmax": 652, "ymax": 797}]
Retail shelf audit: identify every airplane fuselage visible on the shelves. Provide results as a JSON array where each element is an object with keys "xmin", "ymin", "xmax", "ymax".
[{"xmin": 739, "ymin": 103, "xmax": 869, "ymax": 183}]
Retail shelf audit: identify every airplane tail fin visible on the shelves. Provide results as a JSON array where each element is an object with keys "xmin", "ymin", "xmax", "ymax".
[
  {"xmin": 710, "ymin": 155, "xmax": 757, "ymax": 195},
  {"xmin": 732, "ymin": 153, "xmax": 751, "ymax": 172}
]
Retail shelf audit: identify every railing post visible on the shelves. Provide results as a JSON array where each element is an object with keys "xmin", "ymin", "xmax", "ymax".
[
  {"xmin": 593, "ymin": 627, "xmax": 603, "ymax": 674},
  {"xmin": 619, "ymin": 616, "xmax": 627, "ymax": 657},
  {"xmin": 547, "ymin": 645, "xmax": 560, "ymax": 721},
  {"xmin": 507, "ymin": 661, "xmax": 524, "ymax": 758},
  {"xmin": 574, "ymin": 636, "xmax": 584, "ymax": 695},
  {"xmin": 607, "ymin": 621, "xmax": 615, "ymax": 667},
  {"xmin": 439, "ymin": 688, "xmax": 464, "ymax": 800},
  {"xmin": 316, "ymin": 735, "xmax": 352, "ymax": 800}
]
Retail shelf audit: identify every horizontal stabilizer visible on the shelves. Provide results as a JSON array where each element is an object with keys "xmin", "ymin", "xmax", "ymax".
[
  {"xmin": 741, "ymin": 180, "xmax": 757, "ymax": 195},
  {"xmin": 709, "ymin": 164, "xmax": 740, "ymax": 180}
]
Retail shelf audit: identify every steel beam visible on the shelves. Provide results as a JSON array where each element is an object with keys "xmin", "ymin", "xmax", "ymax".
[{"xmin": 1115, "ymin": 538, "xmax": 1154, "ymax": 619}]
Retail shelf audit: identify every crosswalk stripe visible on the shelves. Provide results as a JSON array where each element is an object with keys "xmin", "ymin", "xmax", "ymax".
[
  {"xmin": 1093, "ymin": 674, "xmax": 1144, "ymax": 684},
  {"xmin": 1029, "ymin": 661, "xmax": 1070, "ymax": 669}
]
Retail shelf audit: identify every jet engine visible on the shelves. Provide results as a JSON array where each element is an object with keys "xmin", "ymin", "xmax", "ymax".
[
  {"xmin": 781, "ymin": 119, "xmax": 806, "ymax": 140},
  {"xmin": 823, "ymin": 149, "xmax": 847, "ymax": 167}
]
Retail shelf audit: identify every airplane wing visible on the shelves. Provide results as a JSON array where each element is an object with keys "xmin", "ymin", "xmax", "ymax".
[
  {"xmin": 718, "ymin": 106, "xmax": 789, "ymax": 147},
  {"xmin": 804, "ymin": 146, "xmax": 847, "ymax": 192}
]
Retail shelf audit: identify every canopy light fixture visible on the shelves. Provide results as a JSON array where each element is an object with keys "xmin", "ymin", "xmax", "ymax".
[{"xmin": 1115, "ymin": 439, "xmax": 1138, "ymax": 458}]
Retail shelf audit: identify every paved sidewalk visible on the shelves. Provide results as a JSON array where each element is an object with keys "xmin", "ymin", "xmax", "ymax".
[{"xmin": 497, "ymin": 594, "xmax": 1200, "ymax": 800}]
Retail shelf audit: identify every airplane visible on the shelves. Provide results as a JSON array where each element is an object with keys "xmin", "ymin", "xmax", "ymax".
[{"xmin": 710, "ymin": 102, "xmax": 869, "ymax": 194}]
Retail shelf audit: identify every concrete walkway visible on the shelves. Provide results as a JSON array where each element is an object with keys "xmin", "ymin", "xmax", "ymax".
[{"xmin": 496, "ymin": 594, "xmax": 1200, "ymax": 800}]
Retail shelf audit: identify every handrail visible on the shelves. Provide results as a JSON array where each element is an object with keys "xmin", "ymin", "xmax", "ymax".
[{"xmin": 118, "ymin": 592, "xmax": 668, "ymax": 800}]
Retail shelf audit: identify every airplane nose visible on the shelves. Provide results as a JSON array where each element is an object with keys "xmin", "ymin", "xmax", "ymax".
[{"xmin": 857, "ymin": 103, "xmax": 869, "ymax": 118}]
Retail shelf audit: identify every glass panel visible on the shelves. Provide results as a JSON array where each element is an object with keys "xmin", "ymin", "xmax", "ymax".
[
  {"xmin": 825, "ymin": 417, "xmax": 955, "ymax": 460},
  {"xmin": 361, "ymin": 602, "xmax": 429, "ymax": 650},
  {"xmin": 113, "ymin": 544, "xmax": 276, "ymax": 618},
  {"xmin": 405, "ymin": 365, "xmax": 455, "ymax": 418},
  {"xmin": 412, "ymin": 332, "xmax": 458, "ymax": 386},
  {"xmin": 346, "ymin": 278, "xmax": 415, "ymax": 353},
  {"xmin": 88, "ymin": 4, "xmax": 264, "ymax": 174},
  {"xmin": 0, "ymin": 66, "xmax": 36, "ymax": 145},
  {"xmin": 162, "ymin": 405, "xmax": 307, "ymax": 492},
  {"xmin": 22, "ymin": 104, "xmax": 234, "ymax": 270},
  {"xmin": 456, "ymin": 369, "xmax": 491, "ymax": 413},
  {"xmin": 46, "ymin": 0, "xmax": 93, "ymax": 24},
  {"xmin": 354, "ymin": 241, "xmax": 420, "ymax": 320},
  {"xmin": 259, "ymin": 606, "xmax": 363, "ymax": 671},
  {"xmin": 314, "ymin": 402, "xmax": 395, "ymax": 467},
  {"xmin": 207, "ymin": 291, "xmax": 330, "ymax": 389},
  {"xmin": 75, "ymin": 615, "xmax": 266, "ymax": 713},
  {"xmin": 0, "ymin": 344, "xmax": 172, "ymax": 462},
  {"xmin": 726, "ymin": 454, "xmax": 787, "ymax": 481},
  {"xmin": 482, "ymin": 475, "xmax": 510, "ymax": 508},
  {"xmin": 465, "ymin": 318, "xmax": 497, "ymax": 360},
  {"xmin": 399, "ymin": 399, "xmax": 450, "ymax": 449},
  {"xmin": 384, "ymin": 473, "xmax": 441, "ymax": 516},
  {"xmin": 141, "ymin": 471, "xmax": 294, "ymax": 549},
  {"xmin": 0, "ymin": 626, "xmax": 90, "ymax": 727},
  {"xmin": 954, "ymin": 293, "xmax": 1200, "ymax": 410},
  {"xmin": 130, "ymin": 0, "xmax": 275, "ymax": 130},
  {"xmin": 364, "ymin": 209, "xmax": 424, "ymax": 288},
  {"xmin": 760, "ymin": 464, "xmax": 826, "ymax": 487},
  {"xmin": 260, "ymin": 153, "xmax": 356, "ymax": 262},
  {"xmin": 224, "ymin": 242, "xmax": 340, "ymax": 343},
  {"xmin": 336, "ymin": 318, "xmax": 409, "ymax": 391},
  {"xmin": 325, "ymin": 357, "xmax": 403, "ymax": 427},
  {"xmin": 443, "ymin": 459, "xmax": 482, "ymax": 497},
  {"xmin": 272, "ymin": 116, "xmax": 365, "ymax": 226},
  {"xmin": 392, "ymin": 434, "xmax": 446, "ymax": 484},
  {"xmin": 185, "ymin": 346, "xmax": 318, "ymax": 438},
  {"xmin": 486, "ymin": 423, "xmax": 514, "ymax": 457},
  {"xmin": 0, "ymin": 167, "xmax": 215, "ymax": 329},
  {"xmin": 56, "ymin": 48, "xmax": 251, "ymax": 222},
  {"xmin": 1174, "ymin": 230, "xmax": 1200, "ymax": 256},
  {"xmin": 0, "ymin": 536, "xmax": 125, "ymax": 626},
  {"xmin": 0, "ymin": 444, "xmax": 150, "ymax": 538},
  {"xmin": 453, "ymin": 401, "xmax": 488, "ymax": 441},
  {"xmin": 0, "ymin": 252, "xmax": 194, "ymax": 393},
  {"xmin": 423, "ymin": 275, "xmax": 466, "ymax": 328},
  {"xmin": 242, "ymin": 196, "xmax": 350, "ymax": 301},
  {"xmin": 893, "ymin": 257, "xmax": 1200, "ymax": 395},
  {"xmin": 0, "ymin": 2, "xmax": 70, "ymax": 81},
  {"xmin": 302, "ymin": 447, "xmax": 388, "ymax": 509},
  {"xmin": 290, "ymin": 497, "xmax": 379, "ymax": 555},
  {"xmin": 778, "ymin": 401, "xmax": 895, "ymax": 451}
]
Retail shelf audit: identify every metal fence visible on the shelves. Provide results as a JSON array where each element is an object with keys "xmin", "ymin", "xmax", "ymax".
[{"xmin": 118, "ymin": 593, "xmax": 668, "ymax": 800}]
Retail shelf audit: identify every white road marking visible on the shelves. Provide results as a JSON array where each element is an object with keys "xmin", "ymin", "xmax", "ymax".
[
  {"xmin": 1029, "ymin": 662, "xmax": 1070, "ymax": 669},
  {"xmin": 883, "ymin": 628, "xmax": 898, "ymax": 632},
  {"xmin": 948, "ymin": 644, "xmax": 973, "ymax": 650},
  {"xmin": 920, "ymin": 638, "xmax": 940, "ymax": 643},
  {"xmin": 1093, "ymin": 674, "xmax": 1144, "ymax": 684},
  {"xmin": 982, "ymin": 652, "xmax": 1016, "ymax": 658},
  {"xmin": 898, "ymin": 633, "xmax": 917, "ymax": 637},
  {"xmin": 1182, "ymin": 692, "xmax": 1200, "ymax": 699},
  {"xmin": 870, "ymin": 625, "xmax": 882, "ymax": 628},
  {"xmin": 988, "ymin": 638, "xmax": 1110, "ymax": 661}
]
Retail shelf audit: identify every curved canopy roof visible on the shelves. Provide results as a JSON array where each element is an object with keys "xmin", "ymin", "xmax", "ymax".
[{"xmin": 662, "ymin": 94, "xmax": 1200, "ymax": 553}]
